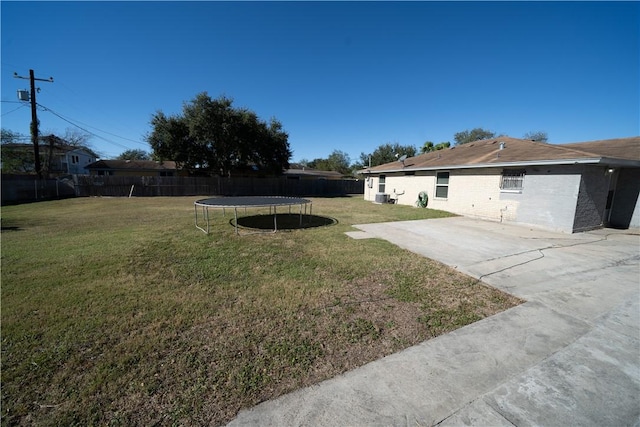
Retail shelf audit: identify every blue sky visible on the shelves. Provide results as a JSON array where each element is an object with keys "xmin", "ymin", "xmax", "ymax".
[{"xmin": 2, "ymin": 1, "xmax": 638, "ymax": 163}]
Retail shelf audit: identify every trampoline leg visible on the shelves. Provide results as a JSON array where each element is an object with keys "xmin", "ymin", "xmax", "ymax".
[
  {"xmin": 273, "ymin": 206, "xmax": 277, "ymax": 232},
  {"xmin": 194, "ymin": 204, "xmax": 210, "ymax": 234},
  {"xmin": 299, "ymin": 203, "xmax": 303, "ymax": 227},
  {"xmin": 234, "ymin": 207, "xmax": 239, "ymax": 235}
]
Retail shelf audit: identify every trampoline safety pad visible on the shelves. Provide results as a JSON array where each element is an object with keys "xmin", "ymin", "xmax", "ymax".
[{"xmin": 194, "ymin": 196, "xmax": 312, "ymax": 234}]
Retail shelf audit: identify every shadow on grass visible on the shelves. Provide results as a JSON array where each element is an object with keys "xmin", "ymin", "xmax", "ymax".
[{"xmin": 233, "ymin": 214, "xmax": 338, "ymax": 231}]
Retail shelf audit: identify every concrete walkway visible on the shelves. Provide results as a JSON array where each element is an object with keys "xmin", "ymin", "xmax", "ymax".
[{"xmin": 229, "ymin": 217, "xmax": 640, "ymax": 426}]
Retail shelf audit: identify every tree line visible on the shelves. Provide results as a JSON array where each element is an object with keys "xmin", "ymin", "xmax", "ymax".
[{"xmin": 2, "ymin": 91, "xmax": 548, "ymax": 177}]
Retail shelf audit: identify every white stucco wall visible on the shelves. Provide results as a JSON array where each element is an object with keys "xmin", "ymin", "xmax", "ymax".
[
  {"xmin": 364, "ymin": 165, "xmax": 584, "ymax": 233},
  {"xmin": 502, "ymin": 166, "xmax": 582, "ymax": 232}
]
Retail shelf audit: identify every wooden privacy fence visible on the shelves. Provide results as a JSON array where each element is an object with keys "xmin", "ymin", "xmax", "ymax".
[
  {"xmin": 75, "ymin": 175, "xmax": 364, "ymax": 197},
  {"xmin": 1, "ymin": 174, "xmax": 76, "ymax": 205}
]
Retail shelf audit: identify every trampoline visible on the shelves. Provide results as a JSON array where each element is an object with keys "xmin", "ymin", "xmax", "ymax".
[{"xmin": 194, "ymin": 196, "xmax": 312, "ymax": 235}]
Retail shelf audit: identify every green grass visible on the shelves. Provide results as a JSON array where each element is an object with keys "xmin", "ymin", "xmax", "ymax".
[{"xmin": 1, "ymin": 196, "xmax": 521, "ymax": 426}]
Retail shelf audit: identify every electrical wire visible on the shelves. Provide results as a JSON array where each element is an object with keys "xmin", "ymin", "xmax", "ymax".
[
  {"xmin": 36, "ymin": 103, "xmax": 148, "ymax": 152},
  {"xmin": 38, "ymin": 90, "xmax": 149, "ymax": 147},
  {"xmin": 1, "ymin": 103, "xmax": 28, "ymax": 117}
]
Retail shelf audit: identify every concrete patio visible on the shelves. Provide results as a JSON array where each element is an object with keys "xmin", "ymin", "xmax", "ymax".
[{"xmin": 229, "ymin": 217, "xmax": 640, "ymax": 426}]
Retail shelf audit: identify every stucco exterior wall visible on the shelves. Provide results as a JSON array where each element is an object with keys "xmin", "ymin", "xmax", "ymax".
[
  {"xmin": 364, "ymin": 165, "xmax": 584, "ymax": 233},
  {"xmin": 364, "ymin": 172, "xmax": 436, "ymax": 207},
  {"xmin": 429, "ymin": 168, "xmax": 516, "ymax": 221},
  {"xmin": 502, "ymin": 166, "xmax": 582, "ymax": 233},
  {"xmin": 366, "ymin": 168, "xmax": 519, "ymax": 221}
]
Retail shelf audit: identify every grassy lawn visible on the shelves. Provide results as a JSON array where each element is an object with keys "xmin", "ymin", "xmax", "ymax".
[{"xmin": 1, "ymin": 196, "xmax": 521, "ymax": 426}]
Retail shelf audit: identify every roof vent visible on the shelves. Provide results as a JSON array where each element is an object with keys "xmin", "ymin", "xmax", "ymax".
[{"xmin": 499, "ymin": 142, "xmax": 506, "ymax": 150}]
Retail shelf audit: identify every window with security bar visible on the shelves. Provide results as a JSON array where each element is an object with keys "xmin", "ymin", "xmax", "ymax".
[{"xmin": 500, "ymin": 169, "xmax": 525, "ymax": 191}]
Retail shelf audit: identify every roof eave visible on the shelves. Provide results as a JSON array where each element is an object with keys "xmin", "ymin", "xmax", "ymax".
[{"xmin": 361, "ymin": 157, "xmax": 637, "ymax": 174}]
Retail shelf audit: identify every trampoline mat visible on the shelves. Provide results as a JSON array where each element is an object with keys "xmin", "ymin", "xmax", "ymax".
[{"xmin": 195, "ymin": 196, "xmax": 311, "ymax": 208}]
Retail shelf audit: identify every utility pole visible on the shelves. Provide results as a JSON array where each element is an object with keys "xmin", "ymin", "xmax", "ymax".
[{"xmin": 14, "ymin": 69, "xmax": 54, "ymax": 179}]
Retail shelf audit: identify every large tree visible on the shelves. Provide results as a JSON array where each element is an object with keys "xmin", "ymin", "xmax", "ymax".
[
  {"xmin": 523, "ymin": 130, "xmax": 549, "ymax": 142},
  {"xmin": 117, "ymin": 149, "xmax": 150, "ymax": 160},
  {"xmin": 1, "ymin": 128, "xmax": 25, "ymax": 144},
  {"xmin": 62, "ymin": 128, "xmax": 93, "ymax": 148},
  {"xmin": 453, "ymin": 128, "xmax": 496, "ymax": 145},
  {"xmin": 147, "ymin": 93, "xmax": 291, "ymax": 176},
  {"xmin": 421, "ymin": 141, "xmax": 451, "ymax": 153},
  {"xmin": 356, "ymin": 143, "xmax": 417, "ymax": 169},
  {"xmin": 1, "ymin": 129, "xmax": 31, "ymax": 173},
  {"xmin": 308, "ymin": 150, "xmax": 351, "ymax": 175}
]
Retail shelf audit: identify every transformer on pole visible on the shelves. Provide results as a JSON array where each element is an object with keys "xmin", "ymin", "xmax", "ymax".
[{"xmin": 14, "ymin": 70, "xmax": 54, "ymax": 179}]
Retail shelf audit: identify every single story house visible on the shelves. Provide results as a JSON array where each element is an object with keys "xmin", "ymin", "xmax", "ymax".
[
  {"xmin": 85, "ymin": 160, "xmax": 178, "ymax": 177},
  {"xmin": 361, "ymin": 136, "xmax": 640, "ymax": 233},
  {"xmin": 284, "ymin": 163, "xmax": 345, "ymax": 180}
]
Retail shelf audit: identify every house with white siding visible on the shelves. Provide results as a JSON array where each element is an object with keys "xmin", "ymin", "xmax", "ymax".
[{"xmin": 361, "ymin": 136, "xmax": 640, "ymax": 233}]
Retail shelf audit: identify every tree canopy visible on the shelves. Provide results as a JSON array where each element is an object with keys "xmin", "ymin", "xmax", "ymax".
[
  {"xmin": 1, "ymin": 129, "xmax": 32, "ymax": 173},
  {"xmin": 356, "ymin": 143, "xmax": 417, "ymax": 169},
  {"xmin": 1, "ymin": 128, "xmax": 95, "ymax": 174},
  {"xmin": 421, "ymin": 141, "xmax": 451, "ymax": 153},
  {"xmin": 1, "ymin": 128, "xmax": 25, "ymax": 144},
  {"xmin": 307, "ymin": 150, "xmax": 351, "ymax": 175},
  {"xmin": 62, "ymin": 128, "xmax": 93, "ymax": 148},
  {"xmin": 523, "ymin": 130, "xmax": 549, "ymax": 142},
  {"xmin": 453, "ymin": 128, "xmax": 496, "ymax": 145},
  {"xmin": 117, "ymin": 149, "xmax": 150, "ymax": 160},
  {"xmin": 146, "ymin": 93, "xmax": 291, "ymax": 176}
]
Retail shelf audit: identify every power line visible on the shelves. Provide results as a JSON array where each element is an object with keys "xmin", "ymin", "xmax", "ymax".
[
  {"xmin": 1, "ymin": 104, "xmax": 28, "ymax": 117},
  {"xmin": 36, "ymin": 103, "xmax": 150, "ymax": 149},
  {"xmin": 51, "ymin": 79, "xmax": 150, "ymax": 147},
  {"xmin": 37, "ymin": 103, "xmax": 134, "ymax": 152}
]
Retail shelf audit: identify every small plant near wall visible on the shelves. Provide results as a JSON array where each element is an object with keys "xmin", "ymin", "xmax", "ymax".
[{"xmin": 416, "ymin": 191, "xmax": 428, "ymax": 208}]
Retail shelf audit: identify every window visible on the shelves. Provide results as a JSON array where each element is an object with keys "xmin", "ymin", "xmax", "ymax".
[
  {"xmin": 500, "ymin": 169, "xmax": 525, "ymax": 191},
  {"xmin": 435, "ymin": 172, "xmax": 449, "ymax": 198},
  {"xmin": 378, "ymin": 175, "xmax": 386, "ymax": 193}
]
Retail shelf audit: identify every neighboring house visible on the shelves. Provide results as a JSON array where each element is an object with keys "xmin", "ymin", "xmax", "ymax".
[
  {"xmin": 85, "ymin": 160, "xmax": 178, "ymax": 177},
  {"xmin": 0, "ymin": 141, "xmax": 98, "ymax": 175},
  {"xmin": 284, "ymin": 163, "xmax": 345, "ymax": 180},
  {"xmin": 53, "ymin": 145, "xmax": 98, "ymax": 175},
  {"xmin": 361, "ymin": 136, "xmax": 640, "ymax": 233}
]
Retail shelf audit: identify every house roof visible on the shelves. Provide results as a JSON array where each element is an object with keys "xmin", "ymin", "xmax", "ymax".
[
  {"xmin": 2, "ymin": 142, "xmax": 99, "ymax": 158},
  {"xmin": 284, "ymin": 164, "xmax": 344, "ymax": 178},
  {"xmin": 363, "ymin": 136, "xmax": 640, "ymax": 174},
  {"xmin": 86, "ymin": 160, "xmax": 177, "ymax": 171}
]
